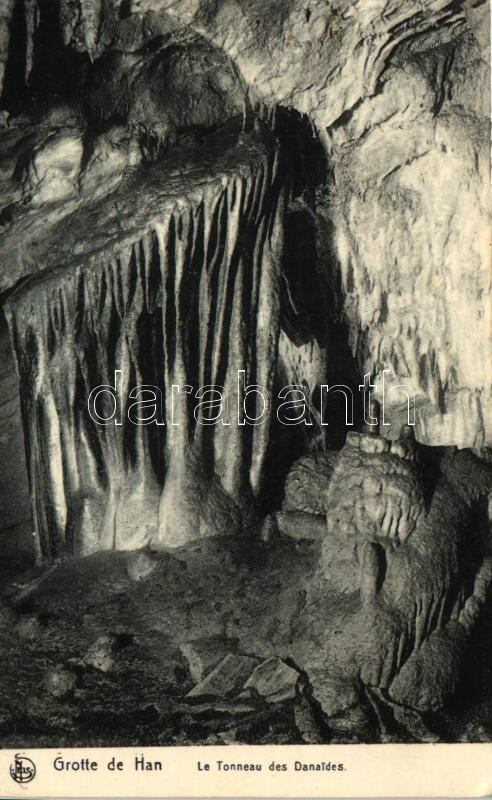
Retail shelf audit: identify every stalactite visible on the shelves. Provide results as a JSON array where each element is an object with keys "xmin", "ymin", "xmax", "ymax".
[
  {"xmin": 0, "ymin": 0, "xmax": 15, "ymax": 98},
  {"xmin": 6, "ymin": 135, "xmax": 287, "ymax": 558},
  {"xmin": 59, "ymin": 0, "xmax": 78, "ymax": 46},
  {"xmin": 24, "ymin": 0, "xmax": 39, "ymax": 84},
  {"xmin": 78, "ymin": 0, "xmax": 102, "ymax": 58}
]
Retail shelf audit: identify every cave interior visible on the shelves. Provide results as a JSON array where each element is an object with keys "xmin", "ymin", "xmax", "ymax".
[{"xmin": 0, "ymin": 0, "xmax": 490, "ymax": 747}]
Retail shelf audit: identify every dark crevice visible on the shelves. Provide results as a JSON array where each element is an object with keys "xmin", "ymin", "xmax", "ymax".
[{"xmin": 3, "ymin": 0, "xmax": 90, "ymax": 115}]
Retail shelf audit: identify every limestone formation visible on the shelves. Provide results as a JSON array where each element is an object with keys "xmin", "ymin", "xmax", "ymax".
[
  {"xmin": 291, "ymin": 430, "xmax": 492, "ymax": 723},
  {"xmin": 325, "ymin": 426, "xmax": 425, "ymax": 546},
  {"xmin": 4, "ymin": 116, "xmax": 287, "ymax": 557}
]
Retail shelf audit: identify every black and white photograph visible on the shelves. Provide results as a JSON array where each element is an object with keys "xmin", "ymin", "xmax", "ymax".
[{"xmin": 0, "ymin": 0, "xmax": 490, "ymax": 756}]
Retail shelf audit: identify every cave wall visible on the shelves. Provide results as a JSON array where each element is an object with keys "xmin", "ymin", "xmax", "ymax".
[
  {"xmin": 187, "ymin": 0, "xmax": 490, "ymax": 448},
  {"xmin": 195, "ymin": 0, "xmax": 487, "ymax": 451},
  {"xmin": 0, "ymin": 0, "xmax": 488, "ymax": 450},
  {"xmin": 329, "ymin": 30, "xmax": 490, "ymax": 447}
]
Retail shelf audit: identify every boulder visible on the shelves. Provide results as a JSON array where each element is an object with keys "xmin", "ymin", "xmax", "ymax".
[
  {"xmin": 186, "ymin": 653, "xmax": 260, "ymax": 699},
  {"xmin": 45, "ymin": 666, "xmax": 77, "ymax": 698},
  {"xmin": 243, "ymin": 656, "xmax": 300, "ymax": 703},
  {"xmin": 15, "ymin": 614, "xmax": 41, "ymax": 640},
  {"xmin": 177, "ymin": 637, "xmax": 237, "ymax": 684},
  {"xmin": 84, "ymin": 635, "xmax": 116, "ymax": 673}
]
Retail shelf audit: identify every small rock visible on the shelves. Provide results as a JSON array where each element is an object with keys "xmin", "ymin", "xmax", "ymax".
[
  {"xmin": 328, "ymin": 704, "xmax": 373, "ymax": 740},
  {"xmin": 216, "ymin": 728, "xmax": 241, "ymax": 744},
  {"xmin": 15, "ymin": 614, "xmax": 41, "ymax": 640},
  {"xmin": 85, "ymin": 635, "xmax": 115, "ymax": 673},
  {"xmin": 186, "ymin": 653, "xmax": 260, "ymax": 699},
  {"xmin": 259, "ymin": 514, "xmax": 279, "ymax": 543},
  {"xmin": 204, "ymin": 733, "xmax": 223, "ymax": 744},
  {"xmin": 45, "ymin": 666, "xmax": 77, "ymax": 698},
  {"xmin": 459, "ymin": 721, "xmax": 492, "ymax": 743},
  {"xmin": 243, "ymin": 657, "xmax": 299, "ymax": 703}
]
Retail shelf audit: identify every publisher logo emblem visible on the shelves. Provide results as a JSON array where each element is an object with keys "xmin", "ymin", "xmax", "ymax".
[{"xmin": 9, "ymin": 754, "xmax": 36, "ymax": 784}]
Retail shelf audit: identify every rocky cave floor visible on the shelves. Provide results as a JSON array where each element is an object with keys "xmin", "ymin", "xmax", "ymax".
[{"xmin": 1, "ymin": 529, "xmax": 491, "ymax": 748}]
